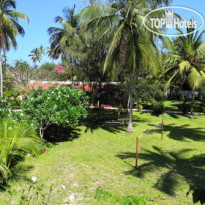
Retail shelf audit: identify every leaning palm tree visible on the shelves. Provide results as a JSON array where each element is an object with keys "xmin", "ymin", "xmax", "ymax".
[
  {"xmin": 80, "ymin": 0, "xmax": 171, "ymax": 133},
  {"xmin": 0, "ymin": 119, "xmax": 43, "ymax": 185},
  {"xmin": 0, "ymin": 0, "xmax": 29, "ymax": 97},
  {"xmin": 164, "ymin": 28, "xmax": 205, "ymax": 117}
]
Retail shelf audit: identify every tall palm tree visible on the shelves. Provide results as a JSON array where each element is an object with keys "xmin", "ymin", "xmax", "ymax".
[
  {"xmin": 0, "ymin": 0, "xmax": 29, "ymax": 97},
  {"xmin": 80, "ymin": 0, "xmax": 171, "ymax": 133},
  {"xmin": 164, "ymin": 28, "xmax": 205, "ymax": 117},
  {"xmin": 48, "ymin": 5, "xmax": 83, "ymax": 84},
  {"xmin": 48, "ymin": 5, "xmax": 79, "ymax": 60}
]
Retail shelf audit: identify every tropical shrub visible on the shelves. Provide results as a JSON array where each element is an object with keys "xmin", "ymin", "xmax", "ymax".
[
  {"xmin": 0, "ymin": 119, "xmax": 43, "ymax": 185},
  {"xmin": 22, "ymin": 87, "xmax": 89, "ymax": 138},
  {"xmin": 0, "ymin": 97, "xmax": 12, "ymax": 119},
  {"xmin": 132, "ymin": 79, "xmax": 166, "ymax": 109},
  {"xmin": 151, "ymin": 101, "xmax": 165, "ymax": 114}
]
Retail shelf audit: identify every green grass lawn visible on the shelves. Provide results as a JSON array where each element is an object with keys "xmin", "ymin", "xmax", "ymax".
[{"xmin": 1, "ymin": 111, "xmax": 205, "ymax": 204}]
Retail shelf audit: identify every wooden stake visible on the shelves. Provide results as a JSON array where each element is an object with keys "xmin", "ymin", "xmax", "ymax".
[
  {"xmin": 136, "ymin": 137, "xmax": 139, "ymax": 167},
  {"xmin": 161, "ymin": 119, "xmax": 164, "ymax": 140}
]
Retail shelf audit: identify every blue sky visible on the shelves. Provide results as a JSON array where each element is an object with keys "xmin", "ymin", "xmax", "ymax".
[{"xmin": 6, "ymin": 0, "xmax": 205, "ymax": 66}]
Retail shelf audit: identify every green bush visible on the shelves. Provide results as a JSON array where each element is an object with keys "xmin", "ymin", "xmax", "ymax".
[
  {"xmin": 22, "ymin": 86, "xmax": 89, "ymax": 138},
  {"xmin": 133, "ymin": 79, "xmax": 166, "ymax": 107},
  {"xmin": 151, "ymin": 101, "xmax": 164, "ymax": 114},
  {"xmin": 6, "ymin": 97, "xmax": 22, "ymax": 109},
  {"xmin": 0, "ymin": 97, "xmax": 12, "ymax": 119}
]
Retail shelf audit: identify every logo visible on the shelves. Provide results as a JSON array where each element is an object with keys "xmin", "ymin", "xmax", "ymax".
[{"xmin": 143, "ymin": 6, "xmax": 204, "ymax": 37}]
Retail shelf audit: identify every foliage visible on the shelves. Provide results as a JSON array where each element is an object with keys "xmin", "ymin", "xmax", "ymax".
[
  {"xmin": 21, "ymin": 86, "xmax": 89, "ymax": 138},
  {"xmin": 7, "ymin": 97, "xmax": 21, "ymax": 109},
  {"xmin": 0, "ymin": 0, "xmax": 29, "ymax": 97},
  {"xmin": 95, "ymin": 188, "xmax": 147, "ymax": 205},
  {"xmin": 163, "ymin": 28, "xmax": 205, "ymax": 115},
  {"xmin": 0, "ymin": 119, "xmax": 43, "ymax": 185},
  {"xmin": 151, "ymin": 101, "xmax": 165, "ymax": 115},
  {"xmin": 40, "ymin": 62, "xmax": 57, "ymax": 72},
  {"xmin": 79, "ymin": 0, "xmax": 171, "ymax": 133},
  {"xmin": 132, "ymin": 78, "xmax": 166, "ymax": 105},
  {"xmin": 29, "ymin": 46, "xmax": 45, "ymax": 65},
  {"xmin": 0, "ymin": 97, "xmax": 12, "ymax": 118},
  {"xmin": 0, "ymin": 112, "xmax": 204, "ymax": 204}
]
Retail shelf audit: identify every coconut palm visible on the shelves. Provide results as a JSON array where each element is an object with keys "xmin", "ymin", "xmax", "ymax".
[
  {"xmin": 80, "ymin": 0, "xmax": 171, "ymax": 133},
  {"xmin": 29, "ymin": 47, "xmax": 43, "ymax": 67},
  {"xmin": 48, "ymin": 5, "xmax": 79, "ymax": 60},
  {"xmin": 164, "ymin": 28, "xmax": 205, "ymax": 117},
  {"xmin": 0, "ymin": 119, "xmax": 42, "ymax": 185},
  {"xmin": 0, "ymin": 0, "xmax": 29, "ymax": 97}
]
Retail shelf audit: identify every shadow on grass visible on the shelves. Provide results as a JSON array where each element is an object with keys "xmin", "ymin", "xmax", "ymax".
[
  {"xmin": 165, "ymin": 124, "xmax": 205, "ymax": 141},
  {"xmin": 44, "ymin": 124, "xmax": 81, "ymax": 143},
  {"xmin": 0, "ymin": 157, "xmax": 34, "ymax": 191},
  {"xmin": 83, "ymin": 121, "xmax": 127, "ymax": 134},
  {"xmin": 116, "ymin": 147, "xmax": 205, "ymax": 196},
  {"xmin": 143, "ymin": 122, "xmax": 205, "ymax": 142},
  {"xmin": 84, "ymin": 109, "xmax": 149, "ymax": 134}
]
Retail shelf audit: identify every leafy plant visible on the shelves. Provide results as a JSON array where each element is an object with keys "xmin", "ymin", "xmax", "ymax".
[
  {"xmin": 22, "ymin": 86, "xmax": 89, "ymax": 138},
  {"xmin": 0, "ymin": 119, "xmax": 43, "ymax": 185},
  {"xmin": 0, "ymin": 97, "xmax": 12, "ymax": 119},
  {"xmin": 151, "ymin": 101, "xmax": 165, "ymax": 115},
  {"xmin": 95, "ymin": 188, "xmax": 147, "ymax": 205}
]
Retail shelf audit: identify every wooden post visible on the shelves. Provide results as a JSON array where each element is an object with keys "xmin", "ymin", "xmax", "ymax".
[
  {"xmin": 136, "ymin": 137, "xmax": 139, "ymax": 167},
  {"xmin": 161, "ymin": 119, "xmax": 164, "ymax": 140}
]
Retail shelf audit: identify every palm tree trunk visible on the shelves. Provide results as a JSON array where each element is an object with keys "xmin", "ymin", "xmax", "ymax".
[
  {"xmin": 0, "ymin": 50, "xmax": 3, "ymax": 97},
  {"xmin": 127, "ymin": 73, "xmax": 133, "ymax": 133}
]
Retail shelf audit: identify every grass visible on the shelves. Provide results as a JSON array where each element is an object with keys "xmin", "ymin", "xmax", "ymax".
[
  {"xmin": 0, "ymin": 111, "xmax": 205, "ymax": 204},
  {"xmin": 164, "ymin": 100, "xmax": 204, "ymax": 112}
]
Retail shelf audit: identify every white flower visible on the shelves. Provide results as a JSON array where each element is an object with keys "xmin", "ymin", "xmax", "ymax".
[
  {"xmin": 31, "ymin": 176, "xmax": 37, "ymax": 183},
  {"xmin": 61, "ymin": 185, "xmax": 66, "ymax": 189},
  {"xmin": 8, "ymin": 127, "xmax": 12, "ymax": 130},
  {"xmin": 69, "ymin": 193, "xmax": 75, "ymax": 201}
]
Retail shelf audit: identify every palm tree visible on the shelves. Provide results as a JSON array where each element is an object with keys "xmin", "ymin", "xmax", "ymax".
[
  {"xmin": 0, "ymin": 0, "xmax": 29, "ymax": 97},
  {"xmin": 48, "ymin": 5, "xmax": 79, "ymax": 60},
  {"xmin": 29, "ymin": 47, "xmax": 43, "ymax": 67},
  {"xmin": 0, "ymin": 119, "xmax": 42, "ymax": 185},
  {"xmin": 164, "ymin": 28, "xmax": 205, "ymax": 117},
  {"xmin": 80, "ymin": 0, "xmax": 171, "ymax": 133},
  {"xmin": 48, "ymin": 5, "xmax": 83, "ymax": 85}
]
